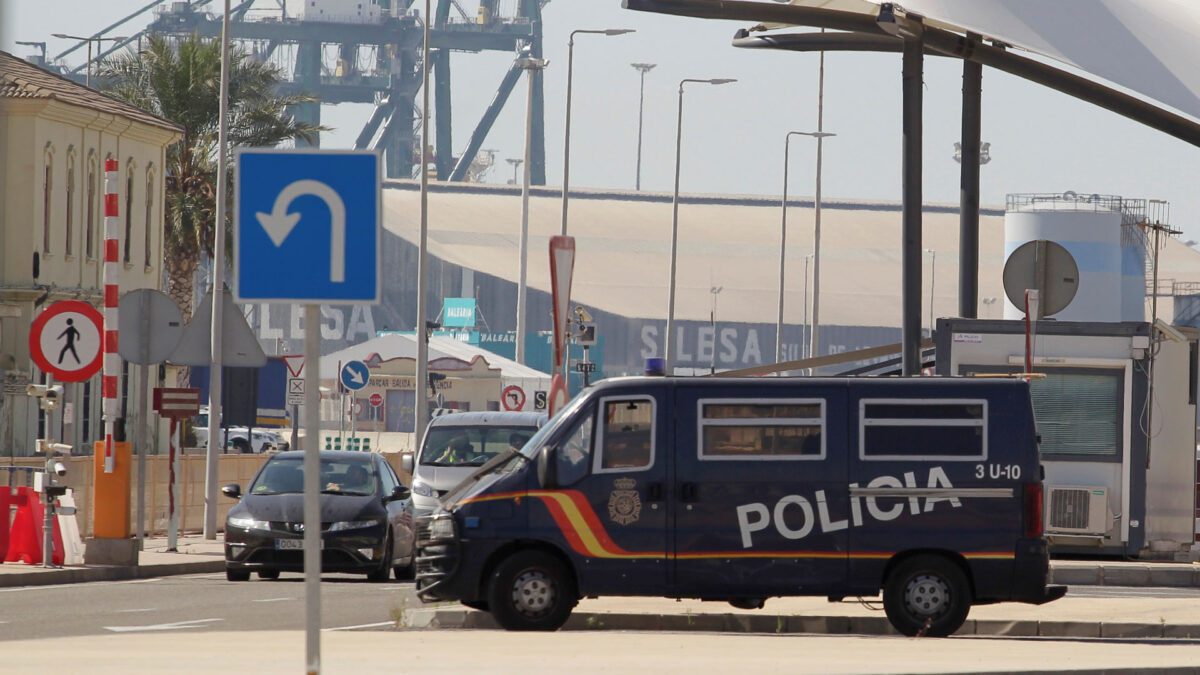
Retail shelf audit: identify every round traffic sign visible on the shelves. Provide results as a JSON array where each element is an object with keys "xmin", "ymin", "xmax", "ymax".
[
  {"xmin": 501, "ymin": 385, "xmax": 526, "ymax": 411},
  {"xmin": 351, "ymin": 400, "xmax": 364, "ymax": 417},
  {"xmin": 368, "ymin": 392, "xmax": 383, "ymax": 408},
  {"xmin": 340, "ymin": 360, "xmax": 370, "ymax": 391},
  {"xmin": 29, "ymin": 301, "xmax": 104, "ymax": 382}
]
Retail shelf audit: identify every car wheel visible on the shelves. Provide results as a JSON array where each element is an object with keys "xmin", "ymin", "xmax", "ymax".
[
  {"xmin": 226, "ymin": 568, "xmax": 250, "ymax": 582},
  {"xmin": 367, "ymin": 536, "xmax": 392, "ymax": 583},
  {"xmin": 257, "ymin": 570, "xmax": 280, "ymax": 580},
  {"xmin": 231, "ymin": 437, "xmax": 251, "ymax": 454},
  {"xmin": 883, "ymin": 554, "xmax": 971, "ymax": 637},
  {"xmin": 487, "ymin": 550, "xmax": 576, "ymax": 631}
]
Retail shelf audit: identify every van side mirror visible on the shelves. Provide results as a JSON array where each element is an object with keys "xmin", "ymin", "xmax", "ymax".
[
  {"xmin": 388, "ymin": 485, "xmax": 411, "ymax": 503},
  {"xmin": 221, "ymin": 483, "xmax": 242, "ymax": 500},
  {"xmin": 536, "ymin": 446, "xmax": 558, "ymax": 489},
  {"xmin": 400, "ymin": 453, "xmax": 414, "ymax": 474}
]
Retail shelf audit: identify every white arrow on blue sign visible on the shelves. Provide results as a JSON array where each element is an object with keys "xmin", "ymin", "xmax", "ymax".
[
  {"xmin": 340, "ymin": 360, "xmax": 370, "ymax": 391},
  {"xmin": 234, "ymin": 149, "xmax": 381, "ymax": 304}
]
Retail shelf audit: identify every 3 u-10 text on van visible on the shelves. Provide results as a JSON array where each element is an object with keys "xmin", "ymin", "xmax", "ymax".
[{"xmin": 415, "ymin": 376, "xmax": 1066, "ymax": 637}]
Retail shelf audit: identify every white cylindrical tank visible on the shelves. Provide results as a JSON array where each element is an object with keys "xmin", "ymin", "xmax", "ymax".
[{"xmin": 1003, "ymin": 194, "xmax": 1144, "ymax": 322}]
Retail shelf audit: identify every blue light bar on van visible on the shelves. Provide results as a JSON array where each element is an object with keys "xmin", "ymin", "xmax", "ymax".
[{"xmin": 645, "ymin": 358, "xmax": 666, "ymax": 376}]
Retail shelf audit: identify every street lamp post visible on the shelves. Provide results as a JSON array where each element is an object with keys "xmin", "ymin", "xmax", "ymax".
[
  {"xmin": 51, "ymin": 33, "xmax": 127, "ymax": 87},
  {"xmin": 926, "ymin": 248, "xmax": 936, "ymax": 336},
  {"xmin": 665, "ymin": 77, "xmax": 736, "ymax": 374},
  {"xmin": 803, "ymin": 253, "xmax": 813, "ymax": 362},
  {"xmin": 709, "ymin": 286, "xmax": 722, "ymax": 374},
  {"xmin": 561, "ymin": 28, "xmax": 634, "ymax": 236},
  {"xmin": 777, "ymin": 130, "xmax": 835, "ymax": 372},
  {"xmin": 506, "ymin": 158, "xmax": 523, "ymax": 185},
  {"xmin": 631, "ymin": 62, "xmax": 656, "ymax": 190},
  {"xmin": 515, "ymin": 54, "xmax": 549, "ymax": 366}
]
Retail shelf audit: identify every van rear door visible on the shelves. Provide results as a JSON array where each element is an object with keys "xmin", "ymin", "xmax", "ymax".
[
  {"xmin": 671, "ymin": 383, "xmax": 850, "ymax": 596},
  {"xmin": 846, "ymin": 382, "xmax": 1024, "ymax": 593}
]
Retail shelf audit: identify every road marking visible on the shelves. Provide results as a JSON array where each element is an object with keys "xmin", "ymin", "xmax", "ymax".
[
  {"xmin": 103, "ymin": 618, "xmax": 223, "ymax": 633},
  {"xmin": 253, "ymin": 597, "xmax": 294, "ymax": 603},
  {"xmin": 323, "ymin": 621, "xmax": 395, "ymax": 632},
  {"xmin": 114, "ymin": 608, "xmax": 154, "ymax": 613}
]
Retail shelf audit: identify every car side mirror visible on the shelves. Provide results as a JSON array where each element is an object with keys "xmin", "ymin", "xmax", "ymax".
[
  {"xmin": 388, "ymin": 485, "xmax": 411, "ymax": 503},
  {"xmin": 221, "ymin": 483, "xmax": 242, "ymax": 500},
  {"xmin": 536, "ymin": 446, "xmax": 557, "ymax": 489},
  {"xmin": 400, "ymin": 453, "xmax": 414, "ymax": 474}
]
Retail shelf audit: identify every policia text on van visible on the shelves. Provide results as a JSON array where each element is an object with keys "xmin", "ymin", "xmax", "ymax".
[{"xmin": 415, "ymin": 376, "xmax": 1066, "ymax": 636}]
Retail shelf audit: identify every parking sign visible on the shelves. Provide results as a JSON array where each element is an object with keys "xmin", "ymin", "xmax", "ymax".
[{"xmin": 235, "ymin": 149, "xmax": 380, "ymax": 304}]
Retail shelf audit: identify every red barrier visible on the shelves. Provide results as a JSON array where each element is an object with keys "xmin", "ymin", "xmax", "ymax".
[
  {"xmin": 0, "ymin": 488, "xmax": 22, "ymax": 560},
  {"xmin": 3, "ymin": 487, "xmax": 63, "ymax": 566}
]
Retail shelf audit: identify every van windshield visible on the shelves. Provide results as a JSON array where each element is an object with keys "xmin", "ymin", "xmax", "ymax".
[{"xmin": 420, "ymin": 426, "xmax": 540, "ymax": 468}]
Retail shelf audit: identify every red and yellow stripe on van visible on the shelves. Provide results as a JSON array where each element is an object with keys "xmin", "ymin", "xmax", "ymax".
[{"xmin": 458, "ymin": 490, "xmax": 1013, "ymax": 561}]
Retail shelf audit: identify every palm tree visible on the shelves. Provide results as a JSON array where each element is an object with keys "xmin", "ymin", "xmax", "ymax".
[{"xmin": 100, "ymin": 33, "xmax": 323, "ymax": 320}]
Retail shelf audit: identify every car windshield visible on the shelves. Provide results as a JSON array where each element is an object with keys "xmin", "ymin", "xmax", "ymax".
[
  {"xmin": 248, "ymin": 457, "xmax": 377, "ymax": 496},
  {"xmin": 419, "ymin": 425, "xmax": 541, "ymax": 468}
]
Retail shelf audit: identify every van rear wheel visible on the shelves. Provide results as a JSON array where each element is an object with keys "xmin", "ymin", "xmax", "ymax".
[
  {"xmin": 883, "ymin": 554, "xmax": 971, "ymax": 637},
  {"xmin": 487, "ymin": 550, "xmax": 576, "ymax": 631}
]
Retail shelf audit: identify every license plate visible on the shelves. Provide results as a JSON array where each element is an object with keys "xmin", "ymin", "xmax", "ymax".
[{"xmin": 275, "ymin": 539, "xmax": 322, "ymax": 550}]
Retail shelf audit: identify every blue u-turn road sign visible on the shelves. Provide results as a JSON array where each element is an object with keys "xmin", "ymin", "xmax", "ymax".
[
  {"xmin": 340, "ymin": 360, "xmax": 370, "ymax": 391},
  {"xmin": 234, "ymin": 149, "xmax": 381, "ymax": 304}
]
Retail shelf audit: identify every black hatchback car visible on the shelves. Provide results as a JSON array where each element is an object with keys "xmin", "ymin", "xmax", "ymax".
[{"xmin": 222, "ymin": 450, "xmax": 415, "ymax": 582}]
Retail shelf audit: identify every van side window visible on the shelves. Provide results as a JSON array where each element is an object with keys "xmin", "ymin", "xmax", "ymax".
[
  {"xmin": 860, "ymin": 399, "xmax": 987, "ymax": 461},
  {"xmin": 698, "ymin": 399, "xmax": 825, "ymax": 460},
  {"xmin": 597, "ymin": 398, "xmax": 654, "ymax": 472},
  {"xmin": 557, "ymin": 408, "xmax": 594, "ymax": 486}
]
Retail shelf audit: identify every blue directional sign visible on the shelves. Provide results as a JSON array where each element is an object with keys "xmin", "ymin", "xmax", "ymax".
[
  {"xmin": 340, "ymin": 360, "xmax": 370, "ymax": 391},
  {"xmin": 234, "ymin": 149, "xmax": 380, "ymax": 304}
]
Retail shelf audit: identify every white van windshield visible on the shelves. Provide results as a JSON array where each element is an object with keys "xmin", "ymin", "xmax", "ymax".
[{"xmin": 420, "ymin": 426, "xmax": 540, "ymax": 468}]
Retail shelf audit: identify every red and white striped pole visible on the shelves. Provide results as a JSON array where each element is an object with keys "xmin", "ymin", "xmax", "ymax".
[{"xmin": 102, "ymin": 158, "xmax": 120, "ymax": 473}]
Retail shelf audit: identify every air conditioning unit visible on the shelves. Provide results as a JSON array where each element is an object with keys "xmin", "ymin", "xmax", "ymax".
[{"xmin": 1045, "ymin": 485, "xmax": 1109, "ymax": 535}]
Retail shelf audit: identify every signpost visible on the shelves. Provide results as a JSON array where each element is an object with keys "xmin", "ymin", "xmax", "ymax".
[
  {"xmin": 152, "ymin": 388, "xmax": 201, "ymax": 551},
  {"xmin": 548, "ymin": 236, "xmax": 575, "ymax": 416},
  {"xmin": 118, "ymin": 289, "xmax": 185, "ymax": 552},
  {"xmin": 235, "ymin": 148, "xmax": 380, "ymax": 673}
]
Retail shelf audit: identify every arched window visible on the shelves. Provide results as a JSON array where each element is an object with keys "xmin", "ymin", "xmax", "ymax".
[
  {"xmin": 42, "ymin": 144, "xmax": 54, "ymax": 254},
  {"xmin": 123, "ymin": 160, "xmax": 135, "ymax": 264},
  {"xmin": 85, "ymin": 151, "xmax": 97, "ymax": 259},
  {"xmin": 144, "ymin": 163, "xmax": 155, "ymax": 268},
  {"xmin": 65, "ymin": 148, "xmax": 76, "ymax": 256}
]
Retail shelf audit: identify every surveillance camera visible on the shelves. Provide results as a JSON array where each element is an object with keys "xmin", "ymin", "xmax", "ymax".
[
  {"xmin": 1153, "ymin": 319, "xmax": 1189, "ymax": 344},
  {"xmin": 26, "ymin": 384, "xmax": 63, "ymax": 399},
  {"xmin": 53, "ymin": 461, "xmax": 67, "ymax": 477}
]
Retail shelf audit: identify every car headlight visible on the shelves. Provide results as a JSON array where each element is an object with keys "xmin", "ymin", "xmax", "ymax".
[
  {"xmin": 328, "ymin": 519, "xmax": 383, "ymax": 532},
  {"xmin": 428, "ymin": 515, "xmax": 456, "ymax": 541},
  {"xmin": 228, "ymin": 515, "xmax": 270, "ymax": 530},
  {"xmin": 412, "ymin": 481, "xmax": 434, "ymax": 498}
]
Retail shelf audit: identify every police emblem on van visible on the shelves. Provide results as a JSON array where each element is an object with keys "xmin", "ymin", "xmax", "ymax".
[{"xmin": 608, "ymin": 478, "xmax": 642, "ymax": 525}]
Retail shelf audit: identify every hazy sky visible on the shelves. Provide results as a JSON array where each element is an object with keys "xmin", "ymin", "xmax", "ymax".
[{"xmin": 6, "ymin": 1, "xmax": 1200, "ymax": 244}]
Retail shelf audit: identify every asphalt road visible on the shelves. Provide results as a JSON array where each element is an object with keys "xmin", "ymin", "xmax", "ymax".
[
  {"xmin": 3, "ymin": 574, "xmax": 1199, "ymax": 645},
  {"xmin": 0, "ymin": 573, "xmax": 421, "ymax": 642}
]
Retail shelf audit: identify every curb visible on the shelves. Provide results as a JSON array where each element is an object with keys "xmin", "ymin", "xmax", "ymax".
[
  {"xmin": 404, "ymin": 608, "xmax": 1200, "ymax": 640},
  {"xmin": 1049, "ymin": 565, "xmax": 1200, "ymax": 588},
  {"xmin": 0, "ymin": 560, "xmax": 225, "ymax": 587}
]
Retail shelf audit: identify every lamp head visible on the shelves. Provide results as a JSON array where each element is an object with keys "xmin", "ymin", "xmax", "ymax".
[
  {"xmin": 709, "ymin": 78, "xmax": 737, "ymax": 85},
  {"xmin": 605, "ymin": 29, "xmax": 635, "ymax": 36}
]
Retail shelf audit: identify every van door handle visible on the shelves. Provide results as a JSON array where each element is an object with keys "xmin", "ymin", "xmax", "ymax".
[
  {"xmin": 680, "ymin": 482, "xmax": 698, "ymax": 502},
  {"xmin": 646, "ymin": 482, "xmax": 663, "ymax": 502}
]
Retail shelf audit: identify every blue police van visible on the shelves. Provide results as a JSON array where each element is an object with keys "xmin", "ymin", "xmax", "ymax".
[{"xmin": 415, "ymin": 376, "xmax": 1066, "ymax": 636}]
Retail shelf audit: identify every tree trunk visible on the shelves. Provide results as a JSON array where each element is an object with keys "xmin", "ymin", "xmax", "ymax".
[{"xmin": 167, "ymin": 255, "xmax": 199, "ymax": 387}]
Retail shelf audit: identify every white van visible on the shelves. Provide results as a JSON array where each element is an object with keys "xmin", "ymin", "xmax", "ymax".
[{"xmin": 402, "ymin": 411, "xmax": 548, "ymax": 517}]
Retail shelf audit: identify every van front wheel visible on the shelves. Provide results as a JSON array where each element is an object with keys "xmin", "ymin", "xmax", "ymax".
[
  {"xmin": 487, "ymin": 551, "xmax": 576, "ymax": 631},
  {"xmin": 883, "ymin": 555, "xmax": 971, "ymax": 637}
]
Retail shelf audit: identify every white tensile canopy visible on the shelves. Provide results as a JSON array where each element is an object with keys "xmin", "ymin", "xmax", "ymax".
[{"xmin": 779, "ymin": 0, "xmax": 1200, "ymax": 123}]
